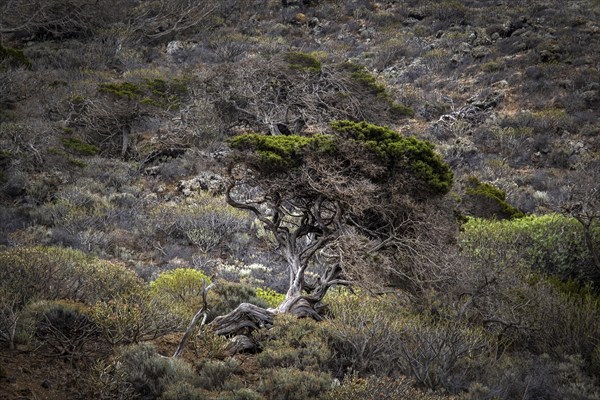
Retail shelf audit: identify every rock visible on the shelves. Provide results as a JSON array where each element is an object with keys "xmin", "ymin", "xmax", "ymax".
[
  {"xmin": 41, "ymin": 380, "xmax": 51, "ymax": 389},
  {"xmin": 472, "ymin": 46, "xmax": 491, "ymax": 59},
  {"xmin": 178, "ymin": 172, "xmax": 225, "ymax": 196},
  {"xmin": 581, "ymin": 90, "xmax": 599, "ymax": 105}
]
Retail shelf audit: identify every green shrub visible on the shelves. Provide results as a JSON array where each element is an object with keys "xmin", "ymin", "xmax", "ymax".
[
  {"xmin": 284, "ymin": 51, "xmax": 322, "ymax": 73},
  {"xmin": 228, "ymin": 133, "xmax": 334, "ymax": 170},
  {"xmin": 61, "ymin": 137, "xmax": 99, "ymax": 156},
  {"xmin": 257, "ymin": 367, "xmax": 332, "ymax": 400},
  {"xmin": 463, "ymin": 176, "xmax": 524, "ymax": 219},
  {"xmin": 195, "ymin": 358, "xmax": 241, "ymax": 390},
  {"xmin": 115, "ymin": 343, "xmax": 196, "ymax": 399},
  {"xmin": 256, "ymin": 314, "xmax": 330, "ymax": 371},
  {"xmin": 160, "ymin": 382, "xmax": 203, "ymax": 400},
  {"xmin": 92, "ymin": 290, "xmax": 186, "ymax": 344},
  {"xmin": 0, "ymin": 246, "xmax": 141, "ymax": 348},
  {"xmin": 150, "ymin": 268, "xmax": 211, "ymax": 306},
  {"xmin": 460, "ymin": 214, "xmax": 599, "ymax": 282},
  {"xmin": 0, "ymin": 44, "xmax": 31, "ymax": 68},
  {"xmin": 255, "ymin": 288, "xmax": 285, "ymax": 308},
  {"xmin": 98, "ymin": 82, "xmax": 143, "ymax": 99},
  {"xmin": 340, "ymin": 63, "xmax": 414, "ymax": 118}
]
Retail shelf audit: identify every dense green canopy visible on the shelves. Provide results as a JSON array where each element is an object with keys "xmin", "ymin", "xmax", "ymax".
[{"xmin": 228, "ymin": 120, "xmax": 453, "ymax": 195}]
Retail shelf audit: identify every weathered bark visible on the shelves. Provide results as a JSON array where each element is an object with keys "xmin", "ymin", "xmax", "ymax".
[
  {"xmin": 209, "ymin": 303, "xmax": 275, "ymax": 337},
  {"xmin": 173, "ymin": 281, "xmax": 213, "ymax": 358},
  {"xmin": 226, "ymin": 335, "xmax": 259, "ymax": 355}
]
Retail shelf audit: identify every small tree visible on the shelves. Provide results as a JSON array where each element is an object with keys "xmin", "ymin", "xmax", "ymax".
[{"xmin": 221, "ymin": 120, "xmax": 453, "ymax": 321}]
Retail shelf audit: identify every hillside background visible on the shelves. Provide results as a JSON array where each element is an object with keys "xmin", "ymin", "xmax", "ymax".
[{"xmin": 1, "ymin": 0, "xmax": 599, "ymax": 399}]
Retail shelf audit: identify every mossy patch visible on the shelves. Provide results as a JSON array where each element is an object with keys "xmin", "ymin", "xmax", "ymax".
[
  {"xmin": 284, "ymin": 51, "xmax": 322, "ymax": 73},
  {"xmin": 98, "ymin": 78, "xmax": 187, "ymax": 110},
  {"xmin": 463, "ymin": 176, "xmax": 524, "ymax": 219},
  {"xmin": 61, "ymin": 137, "xmax": 99, "ymax": 156},
  {"xmin": 98, "ymin": 82, "xmax": 143, "ymax": 100},
  {"xmin": 0, "ymin": 44, "xmax": 31, "ymax": 68}
]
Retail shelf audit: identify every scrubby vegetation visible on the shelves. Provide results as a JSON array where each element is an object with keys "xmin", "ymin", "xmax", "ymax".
[{"xmin": 1, "ymin": 0, "xmax": 599, "ymax": 399}]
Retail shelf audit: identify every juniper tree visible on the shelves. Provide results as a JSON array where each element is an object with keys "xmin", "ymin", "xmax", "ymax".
[{"xmin": 217, "ymin": 120, "xmax": 453, "ymax": 325}]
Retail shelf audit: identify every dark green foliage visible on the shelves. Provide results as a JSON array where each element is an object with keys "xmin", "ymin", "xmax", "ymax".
[
  {"xmin": 61, "ymin": 137, "xmax": 99, "ymax": 156},
  {"xmin": 98, "ymin": 79, "xmax": 187, "ymax": 109},
  {"xmin": 228, "ymin": 133, "xmax": 334, "ymax": 170},
  {"xmin": 284, "ymin": 51, "xmax": 322, "ymax": 73},
  {"xmin": 464, "ymin": 176, "xmax": 524, "ymax": 219},
  {"xmin": 0, "ymin": 44, "xmax": 31, "ymax": 68},
  {"xmin": 230, "ymin": 122, "xmax": 451, "ymax": 194},
  {"xmin": 330, "ymin": 120, "xmax": 452, "ymax": 194}
]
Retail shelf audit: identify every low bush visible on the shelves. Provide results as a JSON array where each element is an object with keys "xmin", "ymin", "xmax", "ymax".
[
  {"xmin": 195, "ymin": 358, "xmax": 241, "ymax": 390},
  {"xmin": 257, "ymin": 367, "xmax": 332, "ymax": 400},
  {"xmin": 256, "ymin": 314, "xmax": 330, "ymax": 371},
  {"xmin": 92, "ymin": 290, "xmax": 186, "ymax": 345},
  {"xmin": 111, "ymin": 343, "xmax": 196, "ymax": 400},
  {"xmin": 460, "ymin": 214, "xmax": 599, "ymax": 282},
  {"xmin": 255, "ymin": 288, "xmax": 285, "ymax": 308},
  {"xmin": 0, "ymin": 246, "xmax": 141, "ymax": 348},
  {"xmin": 26, "ymin": 300, "xmax": 98, "ymax": 361},
  {"xmin": 150, "ymin": 268, "xmax": 212, "ymax": 316},
  {"xmin": 323, "ymin": 292, "xmax": 404, "ymax": 377}
]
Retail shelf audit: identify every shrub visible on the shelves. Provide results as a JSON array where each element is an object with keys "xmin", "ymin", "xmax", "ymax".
[
  {"xmin": 468, "ymin": 353, "xmax": 600, "ymax": 400},
  {"xmin": 160, "ymin": 382, "xmax": 203, "ymax": 400},
  {"xmin": 92, "ymin": 290, "xmax": 187, "ymax": 345},
  {"xmin": 26, "ymin": 300, "xmax": 98, "ymax": 361},
  {"xmin": 284, "ymin": 51, "xmax": 322, "ymax": 73},
  {"xmin": 323, "ymin": 292, "xmax": 404, "ymax": 377},
  {"xmin": 149, "ymin": 193, "xmax": 252, "ymax": 255},
  {"xmin": 217, "ymin": 388, "xmax": 265, "ymax": 400},
  {"xmin": 257, "ymin": 367, "xmax": 332, "ymax": 400},
  {"xmin": 61, "ymin": 137, "xmax": 99, "ymax": 156},
  {"xmin": 209, "ymin": 281, "xmax": 269, "ymax": 318},
  {"xmin": 0, "ymin": 44, "xmax": 31, "ymax": 68},
  {"xmin": 255, "ymin": 288, "xmax": 285, "ymax": 308},
  {"xmin": 113, "ymin": 343, "xmax": 196, "ymax": 400},
  {"xmin": 460, "ymin": 214, "xmax": 599, "ymax": 282},
  {"xmin": 256, "ymin": 314, "xmax": 330, "ymax": 371},
  {"xmin": 462, "ymin": 176, "xmax": 524, "ymax": 219},
  {"xmin": 326, "ymin": 374, "xmax": 419, "ymax": 400},
  {"xmin": 150, "ymin": 268, "xmax": 212, "ymax": 314},
  {"xmin": 397, "ymin": 317, "xmax": 491, "ymax": 392},
  {"xmin": 195, "ymin": 358, "xmax": 241, "ymax": 390},
  {"xmin": 0, "ymin": 246, "xmax": 141, "ymax": 348}
]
